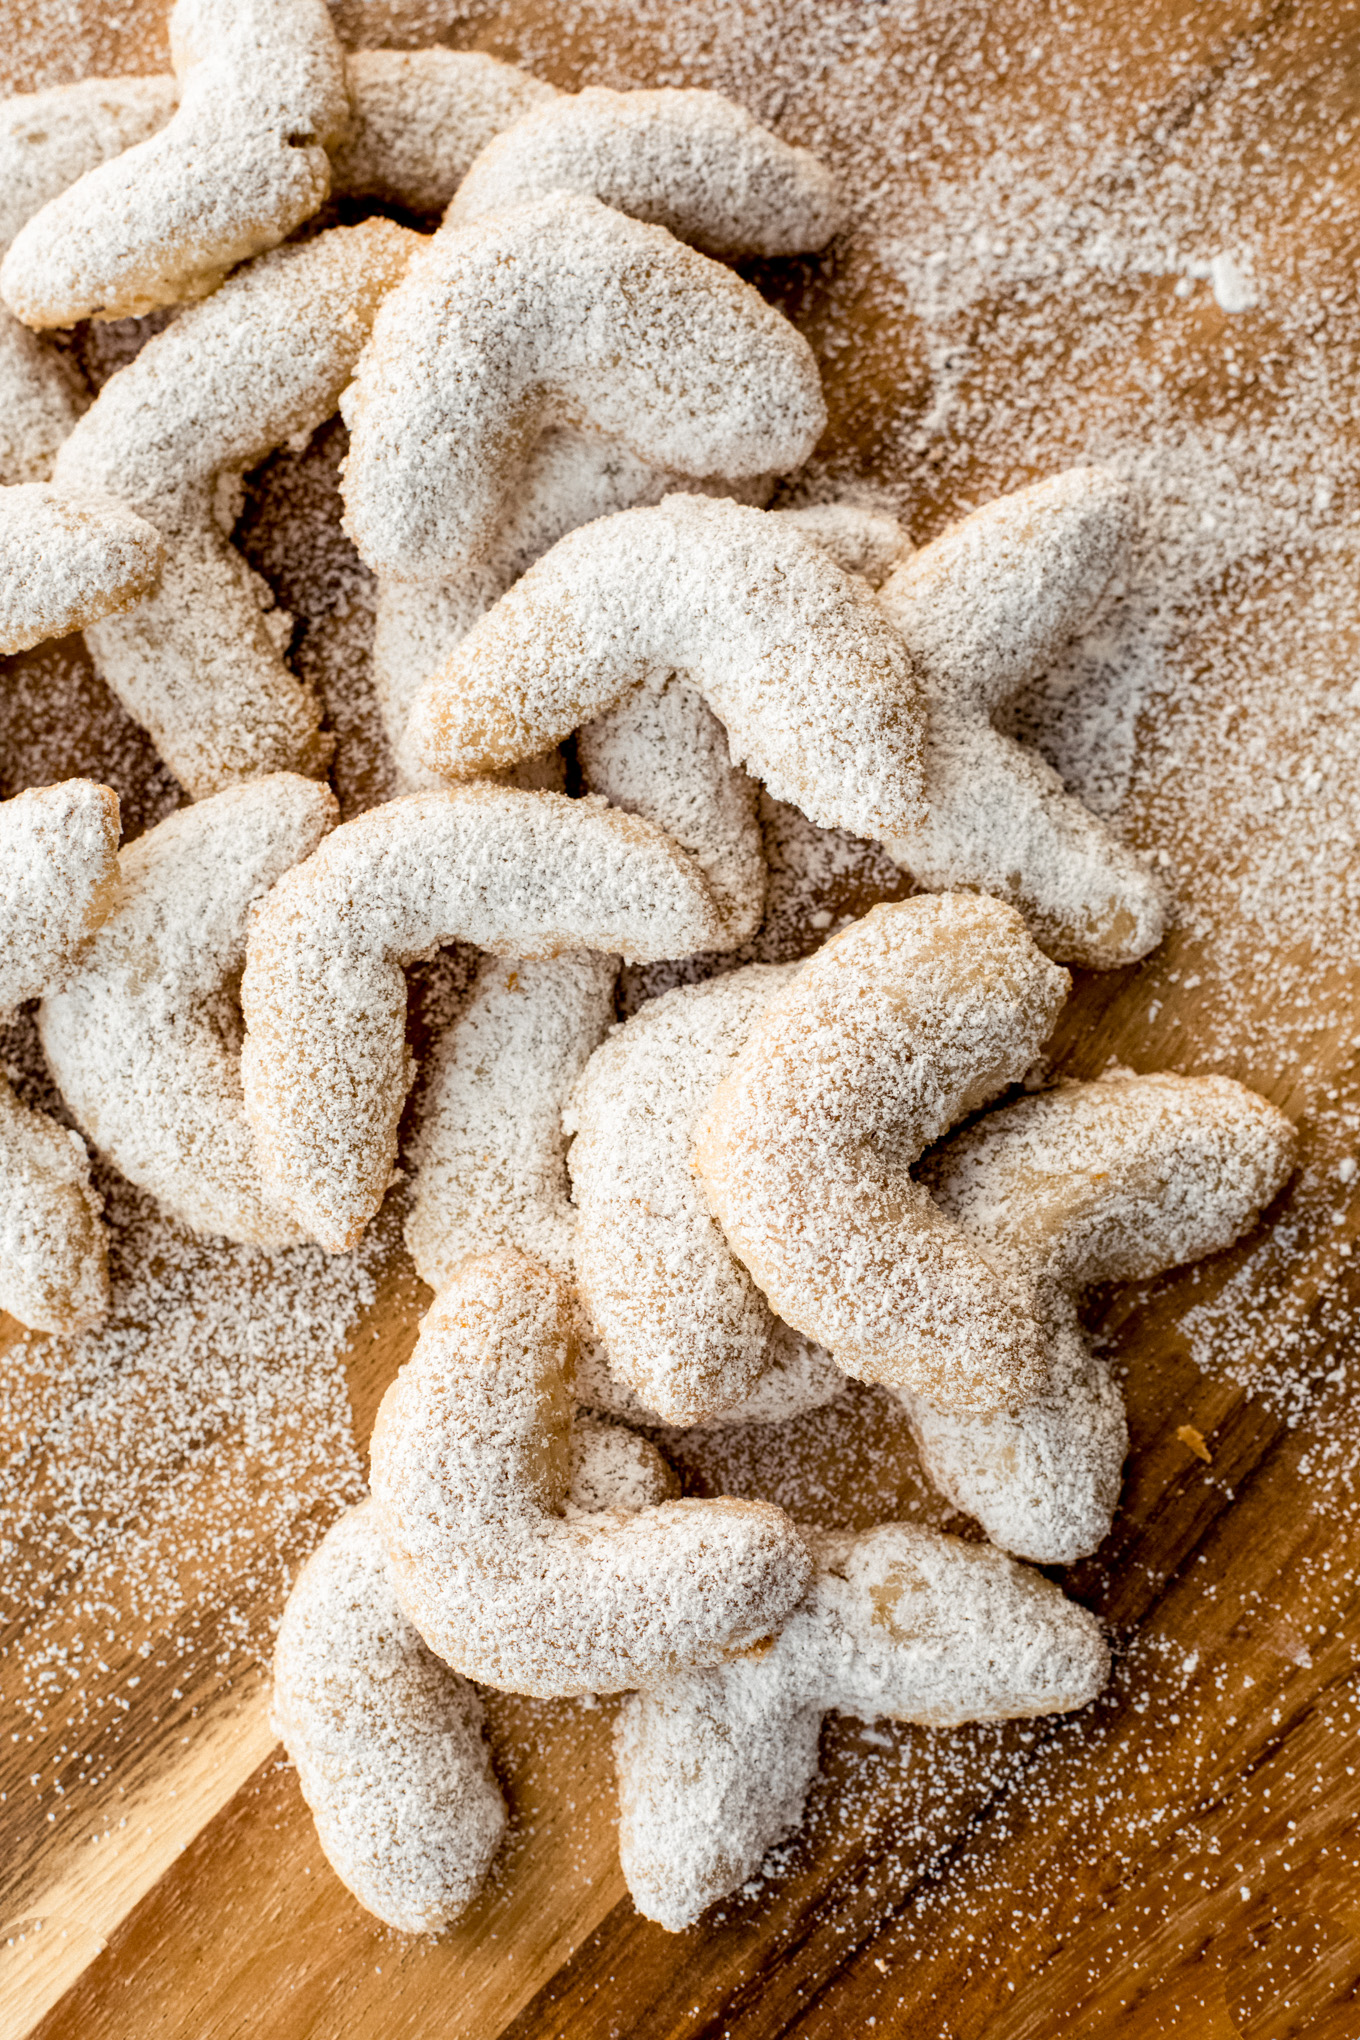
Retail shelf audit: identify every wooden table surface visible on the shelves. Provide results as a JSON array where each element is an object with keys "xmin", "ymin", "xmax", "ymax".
[{"xmin": 5, "ymin": 1, "xmax": 1360, "ymax": 2035}]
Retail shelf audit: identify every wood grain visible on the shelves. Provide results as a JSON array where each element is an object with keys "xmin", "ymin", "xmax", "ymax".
[{"xmin": 5, "ymin": 0, "xmax": 1360, "ymax": 2035}]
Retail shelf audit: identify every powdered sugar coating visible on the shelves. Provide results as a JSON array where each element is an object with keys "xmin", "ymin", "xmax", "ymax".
[
  {"xmin": 565, "ymin": 1414, "xmax": 678, "ymax": 1516},
  {"xmin": 0, "ymin": 1085, "xmax": 106, "ymax": 1336},
  {"xmin": 241, "ymin": 784, "xmax": 730, "ymax": 1254},
  {"xmin": 877, "ymin": 468, "xmax": 1165, "ymax": 967},
  {"xmin": 407, "ymin": 950, "xmax": 617, "ymax": 1292},
  {"xmin": 0, "ymin": 0, "xmax": 349, "ymax": 327},
  {"xmin": 776, "ymin": 501, "xmax": 911, "ymax": 586},
  {"xmin": 616, "ymin": 1522, "xmax": 1109, "ymax": 1931},
  {"xmin": 0, "ymin": 74, "xmax": 177, "ymax": 251},
  {"xmin": 273, "ymin": 1499, "xmax": 507, "ymax": 1934},
  {"xmin": 341, "ymin": 193, "xmax": 825, "ymax": 581},
  {"xmin": 446, "ymin": 86, "xmax": 842, "ymax": 257},
  {"xmin": 567, "ymin": 964, "xmax": 808, "ymax": 1424},
  {"xmin": 275, "ymin": 1417, "xmax": 674, "ymax": 1931},
  {"xmin": 0, "ymin": 780, "xmax": 120, "ymax": 1335},
  {"xmin": 694, "ymin": 896, "xmax": 1070, "ymax": 1412},
  {"xmin": 41, "ymin": 776, "xmax": 338, "ymax": 1250},
  {"xmin": 578, "ymin": 676, "xmax": 765, "ymax": 950},
  {"xmin": 409, "ymin": 494, "xmax": 926, "ymax": 842},
  {"xmin": 369, "ymin": 1252, "xmax": 812, "ymax": 1696},
  {"xmin": 0, "ymin": 315, "xmax": 84, "ymax": 488},
  {"xmin": 334, "ymin": 48, "xmax": 555, "ymax": 212},
  {"xmin": 898, "ymin": 1071, "xmax": 1297, "ymax": 1560},
  {"xmin": 374, "ymin": 440, "xmax": 771, "ymax": 789},
  {"xmin": 55, "ymin": 220, "xmax": 419, "ymax": 796},
  {"xmin": 0, "ymin": 779, "xmax": 120, "ymax": 1013},
  {"xmin": 0, "ymin": 484, "xmax": 163, "ymax": 656}
]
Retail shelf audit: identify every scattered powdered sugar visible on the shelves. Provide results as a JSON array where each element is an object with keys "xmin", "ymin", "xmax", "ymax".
[{"xmin": 1, "ymin": 1009, "xmax": 384, "ymax": 1725}]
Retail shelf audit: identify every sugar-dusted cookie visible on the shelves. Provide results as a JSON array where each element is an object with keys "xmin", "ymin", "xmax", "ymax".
[
  {"xmin": 1, "ymin": 0, "xmax": 349, "ymax": 327},
  {"xmin": 408, "ymin": 494, "xmax": 925, "ymax": 843},
  {"xmin": 899, "ymin": 1069, "xmax": 1296, "ymax": 1561},
  {"xmin": 877, "ymin": 467, "xmax": 1166, "ymax": 966},
  {"xmin": 334, "ymin": 47, "xmax": 555, "ymax": 211},
  {"xmin": 53, "ymin": 220, "xmax": 419, "ymax": 796},
  {"xmin": 276, "ymin": 1415, "xmax": 675, "ymax": 1930},
  {"xmin": 341, "ymin": 194, "xmax": 825, "ymax": 582},
  {"xmin": 446, "ymin": 86, "xmax": 842, "ymax": 256},
  {"xmin": 694, "ymin": 896, "xmax": 1070, "ymax": 1412},
  {"xmin": 241, "ymin": 784, "xmax": 734, "ymax": 1253},
  {"xmin": 0, "ymin": 317, "xmax": 84, "ymax": 488},
  {"xmin": 0, "ymin": 484, "xmax": 162, "ymax": 655},
  {"xmin": 566, "ymin": 964, "xmax": 802, "ymax": 1424},
  {"xmin": 369, "ymin": 1252, "xmax": 812, "ymax": 1695},
  {"xmin": 0, "ymin": 76, "xmax": 172, "ymax": 486},
  {"xmin": 273, "ymin": 1499, "xmax": 507, "ymax": 1934},
  {"xmin": 41, "ymin": 776, "xmax": 337, "ymax": 1249},
  {"xmin": 0, "ymin": 74, "xmax": 177, "ymax": 252},
  {"xmin": 577, "ymin": 676, "xmax": 765, "ymax": 951},
  {"xmin": 617, "ymin": 1523, "xmax": 1109, "ymax": 1930},
  {"xmin": 0, "ymin": 780, "xmax": 121, "ymax": 1334},
  {"xmin": 406, "ymin": 950, "xmax": 617, "ymax": 1293}
]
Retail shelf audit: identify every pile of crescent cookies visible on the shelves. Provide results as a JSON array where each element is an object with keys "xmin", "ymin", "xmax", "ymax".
[{"xmin": 0, "ymin": 0, "xmax": 1298, "ymax": 1939}]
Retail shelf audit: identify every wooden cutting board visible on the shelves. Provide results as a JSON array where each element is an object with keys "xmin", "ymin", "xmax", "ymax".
[{"xmin": 4, "ymin": 2, "xmax": 1360, "ymax": 2035}]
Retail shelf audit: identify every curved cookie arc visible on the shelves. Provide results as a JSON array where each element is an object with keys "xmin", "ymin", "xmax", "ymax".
[
  {"xmin": 693, "ymin": 895, "xmax": 1071, "ymax": 1411},
  {"xmin": 897, "ymin": 1070, "xmax": 1297, "ymax": 1560},
  {"xmin": 53, "ymin": 219, "xmax": 420, "ymax": 795},
  {"xmin": 40, "ymin": 775, "xmax": 339, "ymax": 1248},
  {"xmin": 341, "ymin": 192, "xmax": 826, "ymax": 581},
  {"xmin": 0, "ymin": 485, "xmax": 163, "ymax": 655},
  {"xmin": 447, "ymin": 86, "xmax": 843, "ymax": 256},
  {"xmin": 0, "ymin": 780, "xmax": 122, "ymax": 1334},
  {"xmin": 409, "ymin": 494, "xmax": 925, "ymax": 842},
  {"xmin": 241, "ymin": 784, "xmax": 731, "ymax": 1253},
  {"xmin": 617, "ymin": 1522, "xmax": 1108, "ymax": 1930},
  {"xmin": 877, "ymin": 467, "xmax": 1165, "ymax": 967},
  {"xmin": 273, "ymin": 1499, "xmax": 507, "ymax": 1934},
  {"xmin": 0, "ymin": 0, "xmax": 349, "ymax": 327},
  {"xmin": 370, "ymin": 1252, "xmax": 813, "ymax": 1697}
]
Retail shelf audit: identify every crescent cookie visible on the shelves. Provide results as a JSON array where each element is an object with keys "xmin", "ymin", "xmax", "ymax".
[
  {"xmin": 369, "ymin": 1252, "xmax": 812, "ymax": 1697},
  {"xmin": 899, "ymin": 1069, "xmax": 1296, "ymax": 1561},
  {"xmin": 340, "ymin": 192, "xmax": 826, "ymax": 582},
  {"xmin": 273, "ymin": 1499, "xmax": 507, "ymax": 1935},
  {"xmin": 616, "ymin": 1523, "xmax": 1109, "ymax": 1931},
  {"xmin": 0, "ymin": 76, "xmax": 170, "ymax": 487},
  {"xmin": 693, "ymin": 895, "xmax": 1071, "ymax": 1413},
  {"xmin": 877, "ymin": 467, "xmax": 1166, "ymax": 967},
  {"xmin": 446, "ymin": 86, "xmax": 842, "ymax": 256},
  {"xmin": 406, "ymin": 950, "xmax": 617, "ymax": 1294},
  {"xmin": 0, "ymin": 780, "xmax": 121, "ymax": 1334},
  {"xmin": 407, "ymin": 494, "xmax": 926, "ymax": 844},
  {"xmin": 53, "ymin": 220, "xmax": 419, "ymax": 797},
  {"xmin": 40, "ymin": 776, "xmax": 338, "ymax": 1250},
  {"xmin": 0, "ymin": 0, "xmax": 349, "ymax": 328},
  {"xmin": 240, "ymin": 783, "xmax": 733, "ymax": 1254},
  {"xmin": 566, "ymin": 964, "xmax": 803, "ymax": 1425},
  {"xmin": 333, "ymin": 48, "xmax": 556, "ymax": 211},
  {"xmin": 274, "ymin": 1422, "xmax": 673, "ymax": 1932},
  {"xmin": 0, "ymin": 485, "xmax": 163, "ymax": 656}
]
